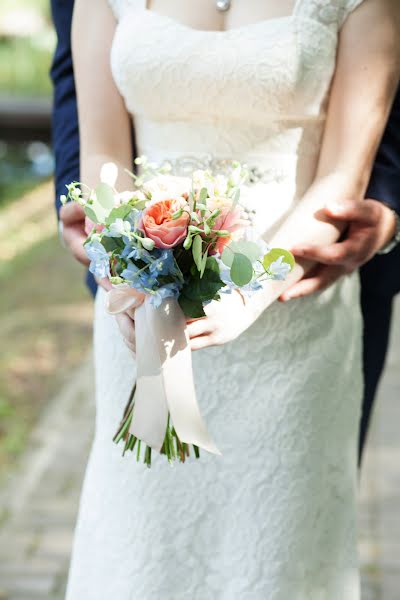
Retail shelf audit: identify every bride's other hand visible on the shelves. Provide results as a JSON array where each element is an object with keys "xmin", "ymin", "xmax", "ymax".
[
  {"xmin": 187, "ymin": 291, "xmax": 253, "ymax": 351},
  {"xmin": 280, "ymin": 199, "xmax": 397, "ymax": 300},
  {"xmin": 115, "ymin": 312, "xmax": 136, "ymax": 355}
]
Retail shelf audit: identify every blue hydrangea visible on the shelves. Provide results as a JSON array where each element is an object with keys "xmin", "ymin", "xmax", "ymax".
[
  {"xmin": 121, "ymin": 261, "xmax": 158, "ymax": 292},
  {"xmin": 85, "ymin": 240, "xmax": 110, "ymax": 279},
  {"xmin": 267, "ymin": 256, "xmax": 292, "ymax": 280},
  {"xmin": 148, "ymin": 249, "xmax": 181, "ymax": 278},
  {"xmin": 150, "ymin": 282, "xmax": 182, "ymax": 308},
  {"xmin": 121, "ymin": 243, "xmax": 153, "ymax": 263}
]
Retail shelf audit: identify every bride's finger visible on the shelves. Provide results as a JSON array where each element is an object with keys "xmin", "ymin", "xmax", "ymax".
[
  {"xmin": 186, "ymin": 318, "xmax": 213, "ymax": 339},
  {"xmin": 190, "ymin": 334, "xmax": 215, "ymax": 351}
]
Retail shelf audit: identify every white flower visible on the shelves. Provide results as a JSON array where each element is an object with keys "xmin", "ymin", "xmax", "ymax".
[
  {"xmin": 267, "ymin": 256, "xmax": 292, "ymax": 280},
  {"xmin": 142, "ymin": 175, "xmax": 191, "ymax": 203},
  {"xmin": 100, "ymin": 162, "xmax": 118, "ymax": 187},
  {"xmin": 115, "ymin": 190, "xmax": 141, "ymax": 205},
  {"xmin": 109, "ymin": 218, "xmax": 132, "ymax": 237}
]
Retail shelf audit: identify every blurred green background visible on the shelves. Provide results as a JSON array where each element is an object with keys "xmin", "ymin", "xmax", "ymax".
[{"xmin": 0, "ymin": 1, "xmax": 92, "ymax": 481}]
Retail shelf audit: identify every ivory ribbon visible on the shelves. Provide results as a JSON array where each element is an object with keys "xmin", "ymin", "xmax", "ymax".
[{"xmin": 106, "ymin": 287, "xmax": 221, "ymax": 456}]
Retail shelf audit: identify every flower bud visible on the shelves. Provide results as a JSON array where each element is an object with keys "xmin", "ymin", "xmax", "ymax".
[
  {"xmin": 172, "ymin": 208, "xmax": 183, "ymax": 220},
  {"xmin": 141, "ymin": 237, "xmax": 155, "ymax": 251},
  {"xmin": 183, "ymin": 234, "xmax": 192, "ymax": 250}
]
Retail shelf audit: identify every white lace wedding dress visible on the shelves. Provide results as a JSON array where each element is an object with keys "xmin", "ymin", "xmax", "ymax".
[{"xmin": 65, "ymin": 1, "xmax": 367, "ymax": 598}]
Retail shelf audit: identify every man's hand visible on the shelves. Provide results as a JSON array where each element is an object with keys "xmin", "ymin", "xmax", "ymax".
[
  {"xmin": 280, "ymin": 199, "xmax": 397, "ymax": 301},
  {"xmin": 60, "ymin": 202, "xmax": 113, "ymax": 292},
  {"xmin": 60, "ymin": 202, "xmax": 89, "ymax": 266}
]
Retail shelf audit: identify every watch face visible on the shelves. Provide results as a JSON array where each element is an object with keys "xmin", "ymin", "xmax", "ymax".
[{"xmin": 377, "ymin": 210, "xmax": 400, "ymax": 255}]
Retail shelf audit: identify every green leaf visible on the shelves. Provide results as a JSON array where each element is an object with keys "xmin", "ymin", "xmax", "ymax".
[
  {"xmin": 199, "ymin": 187, "xmax": 208, "ymax": 204},
  {"xmin": 105, "ymin": 204, "xmax": 132, "ymax": 226},
  {"xmin": 130, "ymin": 198, "xmax": 147, "ymax": 211},
  {"xmin": 231, "ymin": 188, "xmax": 240, "ymax": 206},
  {"xmin": 84, "ymin": 205, "xmax": 99, "ymax": 224},
  {"xmin": 199, "ymin": 247, "xmax": 209, "ymax": 278},
  {"xmin": 178, "ymin": 295, "xmax": 206, "ymax": 319},
  {"xmin": 262, "ymin": 248, "xmax": 295, "ymax": 272},
  {"xmin": 205, "ymin": 256, "xmax": 220, "ymax": 273},
  {"xmin": 221, "ymin": 240, "xmax": 261, "ymax": 267},
  {"xmin": 183, "ymin": 267, "xmax": 224, "ymax": 302},
  {"xmin": 96, "ymin": 182, "xmax": 115, "ymax": 210},
  {"xmin": 101, "ymin": 236, "xmax": 123, "ymax": 253},
  {"xmin": 230, "ymin": 253, "xmax": 253, "ymax": 286},
  {"xmin": 192, "ymin": 235, "xmax": 203, "ymax": 271}
]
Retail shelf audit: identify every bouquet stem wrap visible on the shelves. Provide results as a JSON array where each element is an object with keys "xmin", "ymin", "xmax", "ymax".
[{"xmin": 107, "ymin": 288, "xmax": 221, "ymax": 456}]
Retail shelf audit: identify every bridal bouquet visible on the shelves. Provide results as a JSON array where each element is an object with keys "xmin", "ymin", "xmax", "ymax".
[{"xmin": 61, "ymin": 157, "xmax": 294, "ymax": 467}]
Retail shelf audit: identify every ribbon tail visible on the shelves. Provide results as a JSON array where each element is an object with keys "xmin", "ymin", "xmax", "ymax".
[
  {"xmin": 128, "ymin": 302, "xmax": 169, "ymax": 452},
  {"xmin": 146, "ymin": 298, "xmax": 222, "ymax": 456}
]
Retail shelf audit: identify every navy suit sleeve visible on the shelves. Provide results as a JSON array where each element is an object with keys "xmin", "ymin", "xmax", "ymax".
[
  {"xmin": 50, "ymin": 0, "xmax": 80, "ymax": 216},
  {"xmin": 50, "ymin": 0, "xmax": 98, "ymax": 295},
  {"xmin": 367, "ymin": 85, "xmax": 400, "ymax": 214}
]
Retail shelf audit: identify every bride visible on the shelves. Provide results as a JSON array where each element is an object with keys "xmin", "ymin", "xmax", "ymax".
[{"xmin": 65, "ymin": 0, "xmax": 400, "ymax": 598}]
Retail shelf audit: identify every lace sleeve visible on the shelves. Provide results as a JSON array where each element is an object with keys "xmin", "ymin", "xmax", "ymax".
[{"xmin": 338, "ymin": 0, "xmax": 366, "ymax": 29}]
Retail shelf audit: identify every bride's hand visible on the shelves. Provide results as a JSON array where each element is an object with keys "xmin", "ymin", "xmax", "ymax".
[
  {"xmin": 95, "ymin": 275, "xmax": 136, "ymax": 355},
  {"xmin": 187, "ymin": 291, "xmax": 253, "ymax": 351},
  {"xmin": 115, "ymin": 312, "xmax": 136, "ymax": 355}
]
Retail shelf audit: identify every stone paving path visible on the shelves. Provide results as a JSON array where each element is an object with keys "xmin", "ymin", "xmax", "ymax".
[{"xmin": 0, "ymin": 300, "xmax": 399, "ymax": 600}]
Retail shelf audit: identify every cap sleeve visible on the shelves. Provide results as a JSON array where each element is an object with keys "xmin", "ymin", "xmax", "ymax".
[
  {"xmin": 108, "ymin": 0, "xmax": 144, "ymax": 20},
  {"xmin": 338, "ymin": 0, "xmax": 366, "ymax": 29},
  {"xmin": 108, "ymin": 0, "xmax": 124, "ymax": 20}
]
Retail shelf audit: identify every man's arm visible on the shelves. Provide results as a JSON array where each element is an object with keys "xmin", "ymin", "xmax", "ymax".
[
  {"xmin": 50, "ymin": 0, "xmax": 80, "ymax": 217},
  {"xmin": 367, "ymin": 85, "xmax": 400, "ymax": 215},
  {"xmin": 281, "ymin": 84, "xmax": 400, "ymax": 301}
]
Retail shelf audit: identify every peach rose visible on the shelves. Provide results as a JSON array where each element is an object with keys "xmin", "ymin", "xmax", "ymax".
[
  {"xmin": 141, "ymin": 199, "xmax": 189, "ymax": 249},
  {"xmin": 207, "ymin": 196, "xmax": 247, "ymax": 255}
]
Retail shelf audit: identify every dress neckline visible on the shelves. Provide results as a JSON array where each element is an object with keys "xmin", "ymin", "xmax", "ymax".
[{"xmin": 140, "ymin": 8, "xmax": 294, "ymax": 35}]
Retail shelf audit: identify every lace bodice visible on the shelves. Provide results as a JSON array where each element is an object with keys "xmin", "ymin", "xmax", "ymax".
[
  {"xmin": 107, "ymin": 0, "xmax": 364, "ymax": 239},
  {"xmin": 108, "ymin": 0, "xmax": 364, "ymax": 129}
]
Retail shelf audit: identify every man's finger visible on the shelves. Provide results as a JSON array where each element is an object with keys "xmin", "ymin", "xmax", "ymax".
[
  {"xmin": 291, "ymin": 238, "xmax": 361, "ymax": 266},
  {"xmin": 62, "ymin": 227, "xmax": 90, "ymax": 265},
  {"xmin": 323, "ymin": 199, "xmax": 378, "ymax": 226},
  {"xmin": 60, "ymin": 202, "xmax": 86, "ymax": 225},
  {"xmin": 280, "ymin": 265, "xmax": 346, "ymax": 301}
]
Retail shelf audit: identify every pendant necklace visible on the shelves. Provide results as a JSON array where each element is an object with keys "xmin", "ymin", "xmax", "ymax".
[{"xmin": 216, "ymin": 0, "xmax": 231, "ymax": 12}]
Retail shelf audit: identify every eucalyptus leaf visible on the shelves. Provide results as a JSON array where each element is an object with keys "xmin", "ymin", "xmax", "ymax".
[
  {"xmin": 221, "ymin": 240, "xmax": 261, "ymax": 267},
  {"xmin": 230, "ymin": 253, "xmax": 253, "ymax": 286},
  {"xmin": 95, "ymin": 182, "xmax": 115, "ymax": 210},
  {"xmin": 262, "ymin": 248, "xmax": 295, "ymax": 272},
  {"xmin": 84, "ymin": 205, "xmax": 99, "ymax": 224},
  {"xmin": 105, "ymin": 204, "xmax": 132, "ymax": 226}
]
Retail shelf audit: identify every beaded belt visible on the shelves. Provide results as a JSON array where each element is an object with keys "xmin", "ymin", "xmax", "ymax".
[{"xmin": 153, "ymin": 154, "xmax": 289, "ymax": 185}]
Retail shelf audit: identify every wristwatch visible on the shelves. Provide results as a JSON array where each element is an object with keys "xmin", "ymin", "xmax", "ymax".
[{"xmin": 377, "ymin": 207, "xmax": 400, "ymax": 255}]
